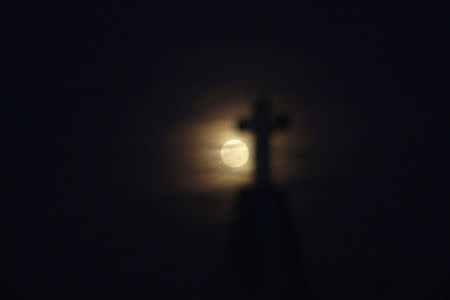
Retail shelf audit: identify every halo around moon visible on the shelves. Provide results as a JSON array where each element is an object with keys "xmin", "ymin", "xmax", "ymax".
[{"xmin": 221, "ymin": 139, "xmax": 249, "ymax": 168}]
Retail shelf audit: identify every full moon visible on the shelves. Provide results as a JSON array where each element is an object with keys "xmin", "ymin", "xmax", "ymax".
[{"xmin": 221, "ymin": 139, "xmax": 249, "ymax": 167}]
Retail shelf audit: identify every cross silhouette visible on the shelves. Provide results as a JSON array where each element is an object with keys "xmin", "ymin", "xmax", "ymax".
[{"xmin": 239, "ymin": 98, "xmax": 289, "ymax": 186}]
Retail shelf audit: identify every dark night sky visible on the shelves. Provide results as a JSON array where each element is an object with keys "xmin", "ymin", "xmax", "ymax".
[{"xmin": 8, "ymin": 1, "xmax": 449, "ymax": 299}]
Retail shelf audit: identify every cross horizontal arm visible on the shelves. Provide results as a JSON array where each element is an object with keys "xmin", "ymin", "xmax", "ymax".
[
  {"xmin": 274, "ymin": 114, "xmax": 290, "ymax": 130},
  {"xmin": 239, "ymin": 119, "xmax": 254, "ymax": 130}
]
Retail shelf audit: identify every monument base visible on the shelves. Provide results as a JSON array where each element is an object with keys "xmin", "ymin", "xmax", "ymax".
[{"xmin": 230, "ymin": 184, "xmax": 316, "ymax": 299}]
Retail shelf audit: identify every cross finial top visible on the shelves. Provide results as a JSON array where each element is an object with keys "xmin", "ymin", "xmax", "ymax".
[{"xmin": 238, "ymin": 98, "xmax": 289, "ymax": 186}]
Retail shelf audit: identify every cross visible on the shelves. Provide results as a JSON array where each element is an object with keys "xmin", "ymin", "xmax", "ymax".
[{"xmin": 238, "ymin": 98, "xmax": 289, "ymax": 186}]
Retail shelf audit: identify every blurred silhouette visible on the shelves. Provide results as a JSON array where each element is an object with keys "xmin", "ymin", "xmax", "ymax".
[
  {"xmin": 231, "ymin": 99, "xmax": 317, "ymax": 299},
  {"xmin": 239, "ymin": 99, "xmax": 289, "ymax": 186}
]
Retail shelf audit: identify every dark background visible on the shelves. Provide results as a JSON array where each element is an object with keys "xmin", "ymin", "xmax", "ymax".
[{"xmin": 8, "ymin": 1, "xmax": 449, "ymax": 299}]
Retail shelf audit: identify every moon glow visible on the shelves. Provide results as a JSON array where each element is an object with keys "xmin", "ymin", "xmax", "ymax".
[{"xmin": 221, "ymin": 139, "xmax": 249, "ymax": 168}]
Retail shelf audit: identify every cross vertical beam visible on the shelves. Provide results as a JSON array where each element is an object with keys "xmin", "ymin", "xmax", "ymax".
[{"xmin": 239, "ymin": 99, "xmax": 289, "ymax": 186}]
